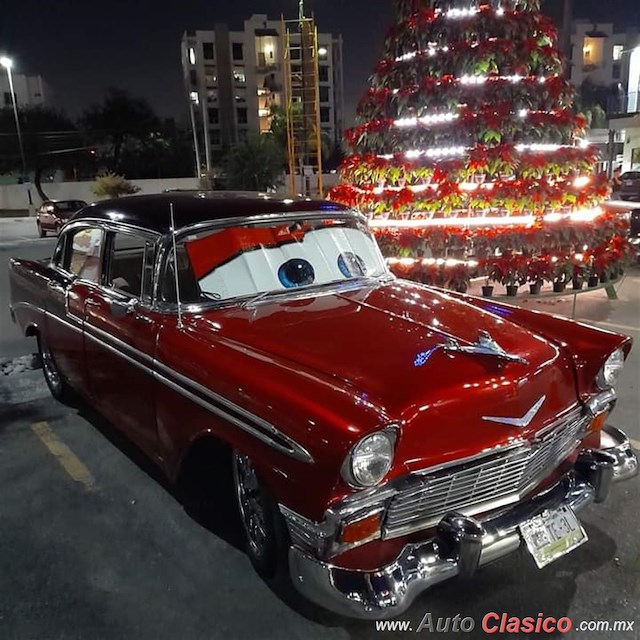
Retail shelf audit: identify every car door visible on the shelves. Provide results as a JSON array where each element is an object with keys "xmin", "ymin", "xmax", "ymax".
[
  {"xmin": 45, "ymin": 225, "xmax": 105, "ymax": 397},
  {"xmin": 83, "ymin": 227, "xmax": 162, "ymax": 460}
]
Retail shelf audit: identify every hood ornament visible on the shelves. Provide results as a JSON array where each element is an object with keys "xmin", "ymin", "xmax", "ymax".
[
  {"xmin": 444, "ymin": 330, "xmax": 529, "ymax": 366},
  {"xmin": 483, "ymin": 395, "xmax": 546, "ymax": 428}
]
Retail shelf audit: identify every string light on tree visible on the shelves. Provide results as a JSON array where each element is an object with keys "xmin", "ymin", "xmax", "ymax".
[{"xmin": 329, "ymin": 0, "xmax": 630, "ymax": 293}]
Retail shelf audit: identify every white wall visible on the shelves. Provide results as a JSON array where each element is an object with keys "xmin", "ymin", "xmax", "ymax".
[{"xmin": 0, "ymin": 177, "xmax": 200, "ymax": 213}]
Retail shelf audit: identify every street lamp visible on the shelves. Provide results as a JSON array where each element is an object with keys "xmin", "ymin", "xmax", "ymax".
[{"xmin": 1, "ymin": 56, "xmax": 28, "ymax": 181}]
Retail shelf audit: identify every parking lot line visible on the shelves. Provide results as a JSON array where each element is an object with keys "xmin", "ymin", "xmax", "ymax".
[{"xmin": 30, "ymin": 421, "xmax": 96, "ymax": 491}]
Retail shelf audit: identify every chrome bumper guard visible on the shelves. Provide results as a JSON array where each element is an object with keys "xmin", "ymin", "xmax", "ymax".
[{"xmin": 288, "ymin": 425, "xmax": 638, "ymax": 619}]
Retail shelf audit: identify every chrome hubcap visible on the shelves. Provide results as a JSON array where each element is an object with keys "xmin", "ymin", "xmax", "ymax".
[
  {"xmin": 234, "ymin": 453, "xmax": 268, "ymax": 557},
  {"xmin": 41, "ymin": 344, "xmax": 61, "ymax": 393}
]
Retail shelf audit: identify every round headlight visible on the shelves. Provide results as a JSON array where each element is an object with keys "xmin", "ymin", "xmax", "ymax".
[
  {"xmin": 597, "ymin": 348, "xmax": 625, "ymax": 389},
  {"xmin": 343, "ymin": 430, "xmax": 396, "ymax": 488}
]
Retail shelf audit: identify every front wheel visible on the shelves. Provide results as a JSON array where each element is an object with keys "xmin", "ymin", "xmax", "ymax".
[
  {"xmin": 232, "ymin": 450, "xmax": 289, "ymax": 578},
  {"xmin": 37, "ymin": 335, "xmax": 72, "ymax": 403}
]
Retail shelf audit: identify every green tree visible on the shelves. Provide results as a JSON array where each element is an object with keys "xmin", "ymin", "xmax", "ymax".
[
  {"xmin": 0, "ymin": 105, "xmax": 79, "ymax": 199},
  {"xmin": 91, "ymin": 172, "xmax": 141, "ymax": 199},
  {"xmin": 81, "ymin": 89, "xmax": 160, "ymax": 174},
  {"xmin": 222, "ymin": 134, "xmax": 285, "ymax": 191}
]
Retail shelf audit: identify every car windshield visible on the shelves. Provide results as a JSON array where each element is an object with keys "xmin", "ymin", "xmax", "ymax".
[
  {"xmin": 171, "ymin": 216, "xmax": 389, "ymax": 304},
  {"xmin": 621, "ymin": 172, "xmax": 640, "ymax": 180},
  {"xmin": 56, "ymin": 201, "xmax": 87, "ymax": 212}
]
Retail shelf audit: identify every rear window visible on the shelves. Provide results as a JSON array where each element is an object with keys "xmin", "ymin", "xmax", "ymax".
[
  {"xmin": 56, "ymin": 201, "xmax": 87, "ymax": 212},
  {"xmin": 621, "ymin": 172, "xmax": 640, "ymax": 180}
]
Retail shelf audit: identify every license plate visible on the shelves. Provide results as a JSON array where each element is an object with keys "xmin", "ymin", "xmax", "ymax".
[
  {"xmin": 519, "ymin": 505, "xmax": 587, "ymax": 569},
  {"xmin": 625, "ymin": 180, "xmax": 634, "ymax": 186}
]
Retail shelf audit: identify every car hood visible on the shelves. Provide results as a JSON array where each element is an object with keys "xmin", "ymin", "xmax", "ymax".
[{"xmin": 193, "ymin": 280, "xmax": 578, "ymax": 473}]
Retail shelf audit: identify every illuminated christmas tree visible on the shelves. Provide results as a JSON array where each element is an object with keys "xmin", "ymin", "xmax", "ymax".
[{"xmin": 331, "ymin": 0, "xmax": 628, "ymax": 294}]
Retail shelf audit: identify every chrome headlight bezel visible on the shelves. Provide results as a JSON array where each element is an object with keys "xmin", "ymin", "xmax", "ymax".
[
  {"xmin": 596, "ymin": 348, "xmax": 626, "ymax": 390},
  {"xmin": 341, "ymin": 427, "xmax": 398, "ymax": 489}
]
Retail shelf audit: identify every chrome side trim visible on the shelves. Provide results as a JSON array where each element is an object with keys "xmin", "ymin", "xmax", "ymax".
[
  {"xmin": 45, "ymin": 310, "xmax": 83, "ymax": 334},
  {"xmin": 79, "ymin": 315, "xmax": 313, "ymax": 464}
]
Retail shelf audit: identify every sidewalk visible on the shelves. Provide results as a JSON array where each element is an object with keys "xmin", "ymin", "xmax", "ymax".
[{"xmin": 0, "ymin": 217, "xmax": 41, "ymax": 245}]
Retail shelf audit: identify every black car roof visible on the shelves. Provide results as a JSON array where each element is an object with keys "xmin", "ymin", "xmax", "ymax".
[{"xmin": 70, "ymin": 192, "xmax": 351, "ymax": 235}]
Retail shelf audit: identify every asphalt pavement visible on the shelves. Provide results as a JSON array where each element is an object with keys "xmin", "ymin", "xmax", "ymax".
[{"xmin": 1, "ymin": 218, "xmax": 639, "ymax": 640}]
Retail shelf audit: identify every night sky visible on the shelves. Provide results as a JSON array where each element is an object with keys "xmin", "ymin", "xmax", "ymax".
[{"xmin": 2, "ymin": 0, "xmax": 639, "ymax": 127}]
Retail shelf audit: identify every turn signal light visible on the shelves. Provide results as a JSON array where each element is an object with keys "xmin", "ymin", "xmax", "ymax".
[
  {"xmin": 589, "ymin": 412, "xmax": 608, "ymax": 434},
  {"xmin": 340, "ymin": 512, "xmax": 383, "ymax": 544}
]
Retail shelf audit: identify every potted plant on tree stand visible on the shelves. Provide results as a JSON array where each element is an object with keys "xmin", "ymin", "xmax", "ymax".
[
  {"xmin": 571, "ymin": 260, "xmax": 586, "ymax": 291},
  {"xmin": 447, "ymin": 263, "xmax": 472, "ymax": 294},
  {"xmin": 586, "ymin": 256, "xmax": 599, "ymax": 287},
  {"xmin": 552, "ymin": 257, "xmax": 572, "ymax": 293},
  {"xmin": 527, "ymin": 256, "xmax": 551, "ymax": 295}
]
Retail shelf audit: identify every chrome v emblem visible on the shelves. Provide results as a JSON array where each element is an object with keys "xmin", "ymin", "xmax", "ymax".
[
  {"xmin": 482, "ymin": 396, "xmax": 546, "ymax": 428},
  {"xmin": 444, "ymin": 330, "xmax": 529, "ymax": 366}
]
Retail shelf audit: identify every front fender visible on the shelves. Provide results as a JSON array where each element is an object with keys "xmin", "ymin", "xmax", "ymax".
[{"xmin": 454, "ymin": 293, "xmax": 632, "ymax": 399}]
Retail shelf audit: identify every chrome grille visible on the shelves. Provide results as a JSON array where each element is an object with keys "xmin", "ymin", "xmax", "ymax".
[{"xmin": 383, "ymin": 408, "xmax": 587, "ymax": 539}]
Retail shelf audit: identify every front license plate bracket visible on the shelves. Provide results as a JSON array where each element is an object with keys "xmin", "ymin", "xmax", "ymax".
[{"xmin": 519, "ymin": 505, "xmax": 588, "ymax": 569}]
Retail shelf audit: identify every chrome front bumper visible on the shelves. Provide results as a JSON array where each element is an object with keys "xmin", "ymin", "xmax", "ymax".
[{"xmin": 289, "ymin": 425, "xmax": 638, "ymax": 619}]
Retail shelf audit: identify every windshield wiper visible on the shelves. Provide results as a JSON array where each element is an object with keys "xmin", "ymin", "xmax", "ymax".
[{"xmin": 241, "ymin": 290, "xmax": 282, "ymax": 309}]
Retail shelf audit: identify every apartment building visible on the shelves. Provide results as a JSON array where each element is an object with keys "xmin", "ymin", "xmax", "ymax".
[
  {"xmin": 610, "ymin": 45, "xmax": 640, "ymax": 172},
  {"xmin": 569, "ymin": 21, "xmax": 638, "ymax": 90},
  {"xmin": 181, "ymin": 14, "xmax": 344, "ymax": 167},
  {"xmin": 1, "ymin": 73, "xmax": 47, "ymax": 108}
]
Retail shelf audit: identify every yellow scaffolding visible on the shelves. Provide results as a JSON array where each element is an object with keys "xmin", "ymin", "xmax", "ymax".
[{"xmin": 282, "ymin": 14, "xmax": 324, "ymax": 198}]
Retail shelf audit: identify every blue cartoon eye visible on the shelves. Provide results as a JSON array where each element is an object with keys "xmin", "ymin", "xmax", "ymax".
[
  {"xmin": 337, "ymin": 252, "xmax": 366, "ymax": 278},
  {"xmin": 278, "ymin": 259, "xmax": 315, "ymax": 288}
]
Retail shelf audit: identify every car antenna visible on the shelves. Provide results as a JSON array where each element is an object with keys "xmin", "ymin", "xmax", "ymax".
[{"xmin": 170, "ymin": 202, "xmax": 184, "ymax": 329}]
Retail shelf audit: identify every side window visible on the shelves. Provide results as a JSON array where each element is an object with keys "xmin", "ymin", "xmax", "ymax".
[
  {"xmin": 65, "ymin": 227, "xmax": 104, "ymax": 282},
  {"xmin": 106, "ymin": 232, "xmax": 148, "ymax": 299}
]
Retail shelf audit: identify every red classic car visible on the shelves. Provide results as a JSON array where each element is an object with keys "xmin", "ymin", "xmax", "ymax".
[
  {"xmin": 9, "ymin": 193, "xmax": 638, "ymax": 618},
  {"xmin": 36, "ymin": 200, "xmax": 88, "ymax": 237}
]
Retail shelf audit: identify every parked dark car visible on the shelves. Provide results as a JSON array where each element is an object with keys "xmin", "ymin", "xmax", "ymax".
[
  {"xmin": 36, "ymin": 200, "xmax": 88, "ymax": 237},
  {"xmin": 620, "ymin": 171, "xmax": 640, "ymax": 201}
]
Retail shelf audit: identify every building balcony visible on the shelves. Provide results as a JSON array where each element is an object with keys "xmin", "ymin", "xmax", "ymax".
[{"xmin": 608, "ymin": 91, "xmax": 640, "ymax": 117}]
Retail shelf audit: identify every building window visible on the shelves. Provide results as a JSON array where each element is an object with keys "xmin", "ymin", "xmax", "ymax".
[
  {"xmin": 318, "ymin": 46, "xmax": 328, "ymax": 59},
  {"xmin": 238, "ymin": 128, "xmax": 248, "ymax": 141},
  {"xmin": 210, "ymin": 129, "xmax": 221, "ymax": 146},
  {"xmin": 235, "ymin": 90, "xmax": 247, "ymax": 103},
  {"xmin": 320, "ymin": 107, "xmax": 331, "ymax": 123},
  {"xmin": 232, "ymin": 42, "xmax": 244, "ymax": 61},
  {"xmin": 613, "ymin": 44, "xmax": 624, "ymax": 61},
  {"xmin": 318, "ymin": 66, "xmax": 329, "ymax": 83},
  {"xmin": 203, "ymin": 42, "xmax": 215, "ymax": 60},
  {"xmin": 190, "ymin": 91, "xmax": 199, "ymax": 105},
  {"xmin": 188, "ymin": 47, "xmax": 196, "ymax": 65},
  {"xmin": 613, "ymin": 62, "xmax": 622, "ymax": 80},
  {"xmin": 237, "ymin": 108, "xmax": 248, "ymax": 124},
  {"xmin": 208, "ymin": 108, "xmax": 219, "ymax": 124},
  {"xmin": 4, "ymin": 92, "xmax": 14, "ymax": 106},
  {"xmin": 233, "ymin": 68, "xmax": 246, "ymax": 84},
  {"xmin": 290, "ymin": 47, "xmax": 301, "ymax": 61},
  {"xmin": 207, "ymin": 89, "xmax": 218, "ymax": 103},
  {"xmin": 189, "ymin": 69, "xmax": 198, "ymax": 86},
  {"xmin": 319, "ymin": 86, "xmax": 330, "ymax": 103},
  {"xmin": 205, "ymin": 67, "xmax": 217, "ymax": 86}
]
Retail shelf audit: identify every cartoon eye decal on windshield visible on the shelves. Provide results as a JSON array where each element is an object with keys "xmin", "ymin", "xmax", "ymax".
[
  {"xmin": 337, "ymin": 252, "xmax": 367, "ymax": 278},
  {"xmin": 278, "ymin": 259, "xmax": 316, "ymax": 288}
]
